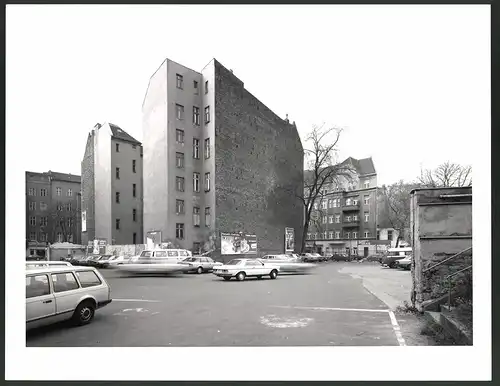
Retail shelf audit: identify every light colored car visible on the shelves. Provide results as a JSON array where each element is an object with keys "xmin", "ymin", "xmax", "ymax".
[
  {"xmin": 129, "ymin": 249, "xmax": 193, "ymax": 264},
  {"xmin": 396, "ymin": 256, "xmax": 412, "ymax": 270},
  {"xmin": 117, "ymin": 250, "xmax": 193, "ymax": 274},
  {"xmin": 26, "ymin": 265, "xmax": 112, "ymax": 330},
  {"xmin": 213, "ymin": 258, "xmax": 280, "ymax": 281},
  {"xmin": 260, "ymin": 254, "xmax": 316, "ymax": 273},
  {"xmin": 179, "ymin": 256, "xmax": 222, "ymax": 274},
  {"xmin": 300, "ymin": 253, "xmax": 321, "ymax": 263},
  {"xmin": 26, "ymin": 261, "xmax": 73, "ymax": 270}
]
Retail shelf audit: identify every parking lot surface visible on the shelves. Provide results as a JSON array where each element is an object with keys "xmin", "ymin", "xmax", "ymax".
[{"xmin": 27, "ymin": 262, "xmax": 421, "ymax": 347}]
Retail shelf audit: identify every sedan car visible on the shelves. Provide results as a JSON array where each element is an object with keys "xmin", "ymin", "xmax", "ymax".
[
  {"xmin": 90, "ymin": 255, "xmax": 115, "ymax": 269},
  {"xmin": 396, "ymin": 256, "xmax": 412, "ymax": 270},
  {"xmin": 213, "ymin": 258, "xmax": 280, "ymax": 281},
  {"xmin": 180, "ymin": 256, "xmax": 222, "ymax": 274}
]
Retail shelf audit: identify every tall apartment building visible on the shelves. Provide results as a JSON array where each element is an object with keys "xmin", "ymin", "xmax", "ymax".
[
  {"xmin": 81, "ymin": 123, "xmax": 144, "ymax": 246},
  {"xmin": 142, "ymin": 58, "xmax": 303, "ymax": 258},
  {"xmin": 305, "ymin": 157, "xmax": 379, "ymax": 257},
  {"xmin": 26, "ymin": 171, "xmax": 82, "ymax": 258}
]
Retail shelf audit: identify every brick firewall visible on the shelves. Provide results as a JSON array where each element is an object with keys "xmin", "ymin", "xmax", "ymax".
[
  {"xmin": 81, "ymin": 134, "xmax": 95, "ymax": 245},
  {"xmin": 213, "ymin": 61, "xmax": 303, "ymax": 258}
]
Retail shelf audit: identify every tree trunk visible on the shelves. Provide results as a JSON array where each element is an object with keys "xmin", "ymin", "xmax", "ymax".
[{"xmin": 395, "ymin": 235, "xmax": 401, "ymax": 247}]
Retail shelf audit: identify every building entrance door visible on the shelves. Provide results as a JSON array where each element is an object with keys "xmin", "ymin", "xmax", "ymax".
[{"xmin": 364, "ymin": 247, "xmax": 369, "ymax": 257}]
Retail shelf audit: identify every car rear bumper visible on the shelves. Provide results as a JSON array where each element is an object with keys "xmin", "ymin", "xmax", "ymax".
[{"xmin": 97, "ymin": 299, "xmax": 112, "ymax": 308}]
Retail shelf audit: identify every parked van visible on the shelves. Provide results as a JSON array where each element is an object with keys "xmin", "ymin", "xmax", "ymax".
[
  {"xmin": 118, "ymin": 249, "xmax": 193, "ymax": 274},
  {"xmin": 26, "ymin": 265, "xmax": 112, "ymax": 330}
]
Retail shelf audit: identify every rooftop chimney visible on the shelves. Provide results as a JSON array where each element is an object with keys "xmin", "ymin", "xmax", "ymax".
[{"xmin": 285, "ymin": 114, "xmax": 289, "ymax": 123}]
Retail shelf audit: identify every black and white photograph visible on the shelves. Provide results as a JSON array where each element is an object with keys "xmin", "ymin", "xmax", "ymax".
[{"xmin": 6, "ymin": 3, "xmax": 491, "ymax": 382}]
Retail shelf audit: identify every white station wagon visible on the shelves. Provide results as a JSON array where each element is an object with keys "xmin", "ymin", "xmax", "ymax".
[
  {"xmin": 212, "ymin": 258, "xmax": 280, "ymax": 281},
  {"xmin": 26, "ymin": 265, "xmax": 112, "ymax": 330}
]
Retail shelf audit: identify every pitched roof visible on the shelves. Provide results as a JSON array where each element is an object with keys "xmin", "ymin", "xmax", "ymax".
[
  {"xmin": 46, "ymin": 171, "xmax": 81, "ymax": 183},
  {"xmin": 108, "ymin": 123, "xmax": 141, "ymax": 145},
  {"xmin": 341, "ymin": 156, "xmax": 376, "ymax": 176}
]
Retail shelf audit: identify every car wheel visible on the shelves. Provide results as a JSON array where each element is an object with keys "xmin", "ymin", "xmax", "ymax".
[
  {"xmin": 257, "ymin": 275, "xmax": 262, "ymax": 280},
  {"xmin": 223, "ymin": 277, "xmax": 231, "ymax": 281},
  {"xmin": 72, "ymin": 300, "xmax": 95, "ymax": 326},
  {"xmin": 269, "ymin": 269, "xmax": 278, "ymax": 279},
  {"xmin": 236, "ymin": 272, "xmax": 246, "ymax": 281},
  {"xmin": 389, "ymin": 262, "xmax": 396, "ymax": 268},
  {"xmin": 197, "ymin": 266, "xmax": 203, "ymax": 274}
]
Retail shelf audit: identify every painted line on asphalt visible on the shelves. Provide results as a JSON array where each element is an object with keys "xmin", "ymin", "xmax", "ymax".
[
  {"xmin": 112, "ymin": 299, "xmax": 161, "ymax": 303},
  {"xmin": 388, "ymin": 310, "xmax": 407, "ymax": 346},
  {"xmin": 271, "ymin": 305, "xmax": 390, "ymax": 313}
]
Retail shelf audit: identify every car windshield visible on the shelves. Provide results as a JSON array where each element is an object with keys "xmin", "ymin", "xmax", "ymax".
[
  {"xmin": 140, "ymin": 251, "xmax": 153, "ymax": 258},
  {"xmin": 226, "ymin": 259, "xmax": 242, "ymax": 265}
]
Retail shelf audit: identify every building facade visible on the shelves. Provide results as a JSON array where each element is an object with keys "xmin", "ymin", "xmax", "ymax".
[
  {"xmin": 81, "ymin": 123, "xmax": 144, "ymax": 246},
  {"xmin": 142, "ymin": 58, "xmax": 303, "ymax": 257},
  {"xmin": 305, "ymin": 157, "xmax": 379, "ymax": 257},
  {"xmin": 26, "ymin": 171, "xmax": 82, "ymax": 257}
]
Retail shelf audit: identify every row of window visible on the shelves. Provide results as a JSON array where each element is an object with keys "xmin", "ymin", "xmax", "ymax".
[
  {"xmin": 175, "ymin": 104, "xmax": 210, "ymax": 124},
  {"xmin": 176, "ymin": 173, "xmax": 210, "ymax": 193},
  {"xmin": 114, "ymin": 185, "xmax": 138, "ymax": 203},
  {"xmin": 28, "ymin": 232, "xmax": 72, "ymax": 243},
  {"xmin": 115, "ymin": 160, "xmax": 137, "ymax": 178},
  {"xmin": 175, "ymin": 207, "xmax": 211, "ymax": 239},
  {"xmin": 175, "ymin": 134, "xmax": 210, "ymax": 160},
  {"xmin": 316, "ymin": 180, "xmax": 372, "ymax": 196},
  {"xmin": 312, "ymin": 212, "xmax": 370, "ymax": 225},
  {"xmin": 175, "ymin": 202, "xmax": 210, "ymax": 225},
  {"xmin": 115, "ymin": 143, "xmax": 138, "ymax": 153},
  {"xmin": 176, "ymin": 74, "xmax": 208, "ymax": 95},
  {"xmin": 29, "ymin": 216, "xmax": 75, "ymax": 227},
  {"xmin": 313, "ymin": 196, "xmax": 370, "ymax": 210},
  {"xmin": 26, "ymin": 271, "xmax": 101, "ymax": 299},
  {"xmin": 307, "ymin": 231, "xmax": 371, "ymax": 240},
  {"xmin": 28, "ymin": 187, "xmax": 75, "ymax": 197},
  {"xmin": 28, "ymin": 201, "xmax": 49, "ymax": 211}
]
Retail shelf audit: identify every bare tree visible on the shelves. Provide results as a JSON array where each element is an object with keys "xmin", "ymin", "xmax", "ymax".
[
  {"xmin": 379, "ymin": 181, "xmax": 418, "ymax": 247},
  {"xmin": 418, "ymin": 161, "xmax": 472, "ymax": 188},
  {"xmin": 282, "ymin": 125, "xmax": 354, "ymax": 253}
]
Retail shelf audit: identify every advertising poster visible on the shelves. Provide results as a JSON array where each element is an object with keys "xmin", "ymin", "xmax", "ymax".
[
  {"xmin": 221, "ymin": 232, "xmax": 257, "ymax": 255},
  {"xmin": 146, "ymin": 230, "xmax": 162, "ymax": 248},
  {"xmin": 285, "ymin": 227, "xmax": 295, "ymax": 253}
]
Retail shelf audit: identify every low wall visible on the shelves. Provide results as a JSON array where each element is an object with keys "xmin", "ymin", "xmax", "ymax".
[{"xmin": 104, "ymin": 244, "xmax": 146, "ymax": 257}]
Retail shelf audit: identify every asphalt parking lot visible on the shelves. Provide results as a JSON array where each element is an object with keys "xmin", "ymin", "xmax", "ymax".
[{"xmin": 27, "ymin": 262, "xmax": 427, "ymax": 347}]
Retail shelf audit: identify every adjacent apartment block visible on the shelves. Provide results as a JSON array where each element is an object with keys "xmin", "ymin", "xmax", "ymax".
[
  {"xmin": 305, "ymin": 157, "xmax": 379, "ymax": 257},
  {"xmin": 26, "ymin": 171, "xmax": 82, "ymax": 258},
  {"xmin": 142, "ymin": 58, "xmax": 303, "ymax": 257},
  {"xmin": 81, "ymin": 123, "xmax": 144, "ymax": 246}
]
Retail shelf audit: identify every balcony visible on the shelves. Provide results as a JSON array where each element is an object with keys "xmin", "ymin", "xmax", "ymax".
[
  {"xmin": 342, "ymin": 203, "xmax": 360, "ymax": 211},
  {"xmin": 342, "ymin": 219, "xmax": 360, "ymax": 227}
]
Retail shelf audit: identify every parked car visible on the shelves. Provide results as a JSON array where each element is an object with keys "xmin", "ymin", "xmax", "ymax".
[
  {"xmin": 26, "ymin": 261, "xmax": 73, "ymax": 270},
  {"xmin": 26, "ymin": 265, "xmax": 112, "ymax": 330},
  {"xmin": 381, "ymin": 247, "xmax": 413, "ymax": 268},
  {"xmin": 179, "ymin": 256, "xmax": 222, "ymax": 274},
  {"xmin": 108, "ymin": 255, "xmax": 130, "ymax": 266},
  {"xmin": 260, "ymin": 254, "xmax": 316, "ymax": 273},
  {"xmin": 396, "ymin": 255, "xmax": 412, "ymax": 270},
  {"xmin": 300, "ymin": 253, "xmax": 321, "ymax": 263},
  {"xmin": 213, "ymin": 258, "xmax": 280, "ymax": 281},
  {"xmin": 90, "ymin": 255, "xmax": 115, "ymax": 269},
  {"xmin": 69, "ymin": 255, "xmax": 88, "ymax": 266}
]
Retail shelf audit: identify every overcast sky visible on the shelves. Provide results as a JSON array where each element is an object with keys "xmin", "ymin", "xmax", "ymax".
[{"xmin": 7, "ymin": 5, "xmax": 489, "ymax": 186}]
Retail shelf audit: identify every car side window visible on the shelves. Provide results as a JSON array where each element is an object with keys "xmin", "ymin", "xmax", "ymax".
[
  {"xmin": 179, "ymin": 251, "xmax": 188, "ymax": 257},
  {"xmin": 51, "ymin": 272, "xmax": 80, "ymax": 293},
  {"xmin": 155, "ymin": 251, "xmax": 167, "ymax": 258},
  {"xmin": 167, "ymin": 251, "xmax": 179, "ymax": 257},
  {"xmin": 26, "ymin": 275, "xmax": 50, "ymax": 298},
  {"xmin": 76, "ymin": 271, "xmax": 102, "ymax": 288},
  {"xmin": 245, "ymin": 261, "xmax": 257, "ymax": 267}
]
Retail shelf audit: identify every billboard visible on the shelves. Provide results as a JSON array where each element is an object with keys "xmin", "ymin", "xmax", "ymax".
[
  {"xmin": 81, "ymin": 211, "xmax": 87, "ymax": 232},
  {"xmin": 285, "ymin": 227, "xmax": 295, "ymax": 253},
  {"xmin": 221, "ymin": 232, "xmax": 257, "ymax": 255},
  {"xmin": 146, "ymin": 230, "xmax": 162, "ymax": 248}
]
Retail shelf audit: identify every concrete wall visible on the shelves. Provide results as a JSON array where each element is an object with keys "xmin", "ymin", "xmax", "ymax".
[
  {"xmin": 81, "ymin": 133, "xmax": 95, "ymax": 245},
  {"xmin": 94, "ymin": 125, "xmax": 113, "ymax": 243},
  {"xmin": 410, "ymin": 187, "xmax": 473, "ymax": 311},
  {"xmin": 212, "ymin": 59, "xmax": 304, "ymax": 261},
  {"xmin": 110, "ymin": 138, "xmax": 144, "ymax": 244}
]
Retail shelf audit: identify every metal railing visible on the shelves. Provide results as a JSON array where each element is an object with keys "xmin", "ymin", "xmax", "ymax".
[
  {"xmin": 422, "ymin": 246, "xmax": 472, "ymax": 309},
  {"xmin": 422, "ymin": 246, "xmax": 472, "ymax": 273},
  {"xmin": 445, "ymin": 265, "xmax": 472, "ymax": 309}
]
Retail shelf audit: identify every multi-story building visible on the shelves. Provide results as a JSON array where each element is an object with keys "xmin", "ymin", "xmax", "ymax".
[
  {"xmin": 81, "ymin": 122, "xmax": 144, "ymax": 246},
  {"xmin": 25, "ymin": 171, "xmax": 82, "ymax": 258},
  {"xmin": 305, "ymin": 157, "xmax": 379, "ymax": 257},
  {"xmin": 142, "ymin": 58, "xmax": 303, "ymax": 258}
]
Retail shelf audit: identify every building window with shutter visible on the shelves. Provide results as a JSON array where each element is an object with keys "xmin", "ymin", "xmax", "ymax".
[
  {"xmin": 176, "ymin": 199, "xmax": 185, "ymax": 215},
  {"xmin": 193, "ymin": 207, "xmax": 200, "ymax": 227},
  {"xmin": 176, "ymin": 152, "xmax": 185, "ymax": 168},
  {"xmin": 176, "ymin": 177, "xmax": 185, "ymax": 192},
  {"xmin": 176, "ymin": 129, "xmax": 184, "ymax": 144},
  {"xmin": 176, "ymin": 104, "xmax": 184, "ymax": 120}
]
